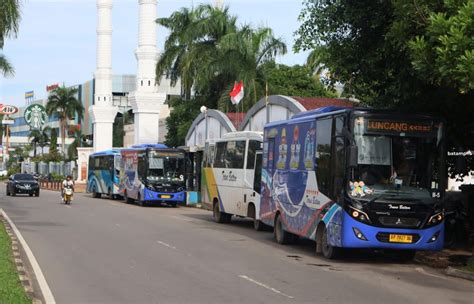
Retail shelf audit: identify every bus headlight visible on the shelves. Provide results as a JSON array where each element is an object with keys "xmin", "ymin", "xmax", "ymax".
[
  {"xmin": 348, "ymin": 206, "xmax": 371, "ymax": 224},
  {"xmin": 426, "ymin": 212, "xmax": 444, "ymax": 227}
]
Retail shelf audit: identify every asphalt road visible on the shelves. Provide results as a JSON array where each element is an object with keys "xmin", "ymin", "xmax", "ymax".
[{"xmin": 0, "ymin": 187, "xmax": 473, "ymax": 304}]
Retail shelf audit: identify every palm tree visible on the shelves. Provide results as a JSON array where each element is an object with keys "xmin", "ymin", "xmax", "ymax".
[
  {"xmin": 28, "ymin": 127, "xmax": 50, "ymax": 157},
  {"xmin": 46, "ymin": 86, "xmax": 84, "ymax": 157},
  {"xmin": 1, "ymin": 0, "xmax": 21, "ymax": 76},
  {"xmin": 156, "ymin": 4, "xmax": 238, "ymax": 100},
  {"xmin": 28, "ymin": 129, "xmax": 42, "ymax": 158},
  {"xmin": 217, "ymin": 26, "xmax": 287, "ymax": 107},
  {"xmin": 306, "ymin": 48, "xmax": 324, "ymax": 81}
]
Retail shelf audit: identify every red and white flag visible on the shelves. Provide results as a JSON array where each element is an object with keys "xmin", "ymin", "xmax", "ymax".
[{"xmin": 229, "ymin": 80, "xmax": 244, "ymax": 105}]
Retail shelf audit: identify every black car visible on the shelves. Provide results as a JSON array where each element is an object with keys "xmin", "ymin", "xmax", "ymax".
[{"xmin": 6, "ymin": 173, "xmax": 40, "ymax": 197}]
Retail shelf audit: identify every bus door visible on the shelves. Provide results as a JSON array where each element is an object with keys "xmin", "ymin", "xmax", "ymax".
[{"xmin": 253, "ymin": 152, "xmax": 263, "ymax": 195}]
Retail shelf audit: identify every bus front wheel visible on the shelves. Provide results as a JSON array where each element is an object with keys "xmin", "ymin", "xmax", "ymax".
[
  {"xmin": 321, "ymin": 225, "xmax": 339, "ymax": 259},
  {"xmin": 213, "ymin": 202, "xmax": 230, "ymax": 223},
  {"xmin": 124, "ymin": 191, "xmax": 134, "ymax": 204}
]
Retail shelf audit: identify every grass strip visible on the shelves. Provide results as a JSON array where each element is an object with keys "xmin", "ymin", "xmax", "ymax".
[{"xmin": 0, "ymin": 218, "xmax": 31, "ymax": 304}]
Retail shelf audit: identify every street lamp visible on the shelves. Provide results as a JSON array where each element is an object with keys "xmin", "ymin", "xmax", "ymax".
[{"xmin": 200, "ymin": 106, "xmax": 208, "ymax": 143}]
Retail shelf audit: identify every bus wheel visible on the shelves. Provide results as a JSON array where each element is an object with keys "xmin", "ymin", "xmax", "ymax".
[
  {"xmin": 124, "ymin": 191, "xmax": 133, "ymax": 204},
  {"xmin": 92, "ymin": 187, "xmax": 101, "ymax": 198},
  {"xmin": 213, "ymin": 202, "xmax": 227, "ymax": 224},
  {"xmin": 108, "ymin": 188, "xmax": 114, "ymax": 200},
  {"xmin": 321, "ymin": 225, "xmax": 339, "ymax": 259},
  {"xmin": 274, "ymin": 213, "xmax": 291, "ymax": 245}
]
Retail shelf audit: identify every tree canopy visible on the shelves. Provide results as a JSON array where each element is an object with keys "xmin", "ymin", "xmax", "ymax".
[
  {"xmin": 0, "ymin": 0, "xmax": 21, "ymax": 76},
  {"xmin": 295, "ymin": 0, "xmax": 474, "ymax": 177}
]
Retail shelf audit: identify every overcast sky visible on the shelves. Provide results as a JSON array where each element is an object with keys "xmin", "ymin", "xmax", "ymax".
[{"xmin": 0, "ymin": 0, "xmax": 309, "ymax": 106}]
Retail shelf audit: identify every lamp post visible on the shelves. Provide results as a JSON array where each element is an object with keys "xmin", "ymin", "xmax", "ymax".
[{"xmin": 200, "ymin": 106, "xmax": 208, "ymax": 143}]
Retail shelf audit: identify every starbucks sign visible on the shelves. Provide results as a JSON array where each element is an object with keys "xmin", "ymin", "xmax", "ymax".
[{"xmin": 24, "ymin": 104, "xmax": 48, "ymax": 130}]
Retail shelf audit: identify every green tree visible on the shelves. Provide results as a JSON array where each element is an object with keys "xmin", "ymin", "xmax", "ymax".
[
  {"xmin": 28, "ymin": 129, "xmax": 43, "ymax": 158},
  {"xmin": 156, "ymin": 4, "xmax": 286, "ymax": 110},
  {"xmin": 113, "ymin": 114, "xmax": 124, "ymax": 148},
  {"xmin": 49, "ymin": 128, "xmax": 58, "ymax": 153},
  {"xmin": 46, "ymin": 85, "xmax": 84, "ymax": 157},
  {"xmin": 263, "ymin": 62, "xmax": 335, "ymax": 97},
  {"xmin": 156, "ymin": 4, "xmax": 238, "ymax": 100},
  {"xmin": 164, "ymin": 97, "xmax": 202, "ymax": 148},
  {"xmin": 0, "ymin": 0, "xmax": 21, "ymax": 76},
  {"xmin": 407, "ymin": 0, "xmax": 474, "ymax": 93},
  {"xmin": 295, "ymin": 0, "xmax": 474, "ymax": 177}
]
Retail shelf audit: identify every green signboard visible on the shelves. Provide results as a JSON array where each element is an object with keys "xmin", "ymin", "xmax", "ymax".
[{"xmin": 24, "ymin": 104, "xmax": 48, "ymax": 130}]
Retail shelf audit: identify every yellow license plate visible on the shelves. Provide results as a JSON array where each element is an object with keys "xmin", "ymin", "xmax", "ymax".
[
  {"xmin": 389, "ymin": 234, "xmax": 413, "ymax": 243},
  {"xmin": 161, "ymin": 195, "xmax": 171, "ymax": 199}
]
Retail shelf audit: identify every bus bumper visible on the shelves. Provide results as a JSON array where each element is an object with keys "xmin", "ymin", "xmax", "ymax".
[
  {"xmin": 340, "ymin": 212, "xmax": 444, "ymax": 251},
  {"xmin": 143, "ymin": 189, "xmax": 186, "ymax": 203}
]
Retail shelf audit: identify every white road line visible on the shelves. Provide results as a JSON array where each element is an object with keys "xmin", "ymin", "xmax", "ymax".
[
  {"xmin": 156, "ymin": 240, "xmax": 177, "ymax": 250},
  {"xmin": 238, "ymin": 275, "xmax": 294, "ymax": 299},
  {"xmin": 1, "ymin": 209, "xmax": 56, "ymax": 304},
  {"xmin": 415, "ymin": 267, "xmax": 447, "ymax": 280},
  {"xmin": 65, "ymin": 205, "xmax": 72, "ymax": 209}
]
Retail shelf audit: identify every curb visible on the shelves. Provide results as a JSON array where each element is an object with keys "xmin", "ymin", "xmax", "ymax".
[
  {"xmin": 0, "ymin": 209, "xmax": 56, "ymax": 304},
  {"xmin": 446, "ymin": 266, "xmax": 474, "ymax": 281}
]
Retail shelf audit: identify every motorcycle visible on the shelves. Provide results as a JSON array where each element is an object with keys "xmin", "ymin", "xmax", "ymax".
[{"xmin": 63, "ymin": 186, "xmax": 74, "ymax": 205}]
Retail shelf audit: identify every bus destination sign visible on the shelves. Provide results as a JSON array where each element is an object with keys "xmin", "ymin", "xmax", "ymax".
[{"xmin": 366, "ymin": 120, "xmax": 434, "ymax": 135}]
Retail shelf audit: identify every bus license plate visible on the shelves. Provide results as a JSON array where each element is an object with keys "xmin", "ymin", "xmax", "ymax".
[
  {"xmin": 161, "ymin": 195, "xmax": 171, "ymax": 199},
  {"xmin": 389, "ymin": 234, "xmax": 412, "ymax": 243}
]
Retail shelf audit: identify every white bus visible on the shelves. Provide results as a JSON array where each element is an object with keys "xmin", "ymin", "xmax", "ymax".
[{"xmin": 201, "ymin": 131, "xmax": 265, "ymax": 230}]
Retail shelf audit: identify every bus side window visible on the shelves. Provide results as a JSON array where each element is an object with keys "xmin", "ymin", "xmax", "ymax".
[
  {"xmin": 214, "ymin": 142, "xmax": 227, "ymax": 168},
  {"xmin": 316, "ymin": 118, "xmax": 333, "ymax": 196},
  {"xmin": 331, "ymin": 116, "xmax": 346, "ymax": 199},
  {"xmin": 137, "ymin": 154, "xmax": 146, "ymax": 177},
  {"xmin": 225, "ymin": 140, "xmax": 245, "ymax": 168},
  {"xmin": 246, "ymin": 140, "xmax": 260, "ymax": 169}
]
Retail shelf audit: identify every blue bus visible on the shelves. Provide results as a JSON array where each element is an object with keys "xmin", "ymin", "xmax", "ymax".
[
  {"xmin": 261, "ymin": 107, "xmax": 446, "ymax": 259},
  {"xmin": 87, "ymin": 149, "xmax": 122, "ymax": 199},
  {"xmin": 119, "ymin": 144, "xmax": 186, "ymax": 207}
]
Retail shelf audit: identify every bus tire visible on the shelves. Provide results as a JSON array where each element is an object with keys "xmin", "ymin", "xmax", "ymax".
[
  {"xmin": 321, "ymin": 225, "xmax": 339, "ymax": 259},
  {"xmin": 248, "ymin": 203, "xmax": 264, "ymax": 231},
  {"xmin": 274, "ymin": 213, "xmax": 292, "ymax": 245},
  {"xmin": 213, "ymin": 201, "xmax": 228, "ymax": 224},
  {"xmin": 108, "ymin": 188, "xmax": 114, "ymax": 200},
  {"xmin": 92, "ymin": 186, "xmax": 101, "ymax": 198},
  {"xmin": 124, "ymin": 191, "xmax": 133, "ymax": 204}
]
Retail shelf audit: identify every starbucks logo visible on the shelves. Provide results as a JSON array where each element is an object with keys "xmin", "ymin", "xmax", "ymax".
[{"xmin": 24, "ymin": 104, "xmax": 48, "ymax": 130}]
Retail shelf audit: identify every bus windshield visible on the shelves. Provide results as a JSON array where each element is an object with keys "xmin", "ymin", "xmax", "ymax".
[
  {"xmin": 349, "ymin": 117, "xmax": 444, "ymax": 201},
  {"xmin": 147, "ymin": 150, "xmax": 185, "ymax": 183}
]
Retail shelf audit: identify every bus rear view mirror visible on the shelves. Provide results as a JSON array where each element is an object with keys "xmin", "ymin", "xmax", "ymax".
[{"xmin": 348, "ymin": 145, "xmax": 358, "ymax": 168}]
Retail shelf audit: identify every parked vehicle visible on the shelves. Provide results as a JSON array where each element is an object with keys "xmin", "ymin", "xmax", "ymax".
[
  {"xmin": 6, "ymin": 173, "xmax": 40, "ymax": 197},
  {"xmin": 260, "ymin": 107, "xmax": 446, "ymax": 259},
  {"xmin": 119, "ymin": 144, "xmax": 186, "ymax": 207},
  {"xmin": 87, "ymin": 149, "xmax": 121, "ymax": 199},
  {"xmin": 201, "ymin": 131, "xmax": 266, "ymax": 230}
]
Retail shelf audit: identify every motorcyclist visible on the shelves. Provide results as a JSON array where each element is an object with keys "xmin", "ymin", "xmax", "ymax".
[{"xmin": 61, "ymin": 175, "xmax": 75, "ymax": 201}]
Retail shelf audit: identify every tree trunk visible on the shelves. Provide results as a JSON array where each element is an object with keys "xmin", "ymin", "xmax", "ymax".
[{"xmin": 61, "ymin": 119, "xmax": 66, "ymax": 158}]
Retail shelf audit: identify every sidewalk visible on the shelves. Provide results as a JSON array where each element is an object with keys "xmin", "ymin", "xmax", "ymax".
[{"xmin": 416, "ymin": 249, "xmax": 474, "ymax": 281}]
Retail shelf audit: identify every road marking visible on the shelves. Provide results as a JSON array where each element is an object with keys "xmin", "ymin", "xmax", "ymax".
[
  {"xmin": 415, "ymin": 267, "xmax": 447, "ymax": 280},
  {"xmin": 238, "ymin": 275, "xmax": 294, "ymax": 299},
  {"xmin": 1, "ymin": 209, "xmax": 56, "ymax": 304},
  {"xmin": 65, "ymin": 205, "xmax": 72, "ymax": 209},
  {"xmin": 156, "ymin": 240, "xmax": 177, "ymax": 250}
]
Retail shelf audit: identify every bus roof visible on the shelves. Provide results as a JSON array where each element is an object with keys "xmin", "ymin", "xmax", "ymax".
[
  {"xmin": 266, "ymin": 107, "xmax": 443, "ymax": 129},
  {"xmin": 131, "ymin": 143, "xmax": 168, "ymax": 149},
  {"xmin": 90, "ymin": 149, "xmax": 122, "ymax": 157},
  {"xmin": 221, "ymin": 131, "xmax": 263, "ymax": 141}
]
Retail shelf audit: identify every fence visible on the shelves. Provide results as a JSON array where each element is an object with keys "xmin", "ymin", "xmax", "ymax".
[{"xmin": 21, "ymin": 160, "xmax": 77, "ymax": 180}]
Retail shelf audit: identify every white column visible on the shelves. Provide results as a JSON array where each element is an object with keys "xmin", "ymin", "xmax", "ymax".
[
  {"xmin": 90, "ymin": 0, "xmax": 117, "ymax": 152},
  {"xmin": 129, "ymin": 0, "xmax": 165, "ymax": 145}
]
